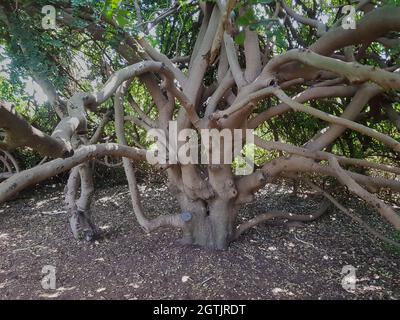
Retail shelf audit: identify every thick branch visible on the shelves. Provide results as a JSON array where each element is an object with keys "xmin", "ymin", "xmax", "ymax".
[
  {"xmin": 265, "ymin": 49, "xmax": 400, "ymax": 90},
  {"xmin": 115, "ymin": 83, "xmax": 183, "ymax": 232},
  {"xmin": 305, "ymin": 84, "xmax": 382, "ymax": 151},
  {"xmin": 254, "ymin": 136, "xmax": 400, "ymax": 176},
  {"xmin": 328, "ymin": 156, "xmax": 400, "ymax": 230},
  {"xmin": 223, "ymin": 32, "xmax": 246, "ymax": 88},
  {"xmin": 280, "ymin": 0, "xmax": 326, "ymax": 36},
  {"xmin": 274, "ymin": 89, "xmax": 400, "ymax": 152},
  {"xmin": 0, "ymin": 102, "xmax": 71, "ymax": 158},
  {"xmin": 234, "ymin": 200, "xmax": 330, "ymax": 240},
  {"xmin": 249, "ymin": 85, "xmax": 357, "ymax": 129},
  {"xmin": 244, "ymin": 28, "xmax": 262, "ymax": 82},
  {"xmin": 306, "ymin": 179, "xmax": 400, "ymax": 249},
  {"xmin": 0, "ymin": 144, "xmax": 147, "ymax": 204}
]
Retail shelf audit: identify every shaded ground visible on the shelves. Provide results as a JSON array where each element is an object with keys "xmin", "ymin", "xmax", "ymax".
[{"xmin": 0, "ymin": 181, "xmax": 399, "ymax": 300}]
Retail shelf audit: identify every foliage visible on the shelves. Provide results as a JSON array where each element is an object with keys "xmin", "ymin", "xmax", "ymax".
[{"xmin": 0, "ymin": 0, "xmax": 399, "ymax": 172}]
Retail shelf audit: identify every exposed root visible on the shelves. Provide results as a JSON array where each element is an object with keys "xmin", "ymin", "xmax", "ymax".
[
  {"xmin": 65, "ymin": 163, "xmax": 99, "ymax": 242},
  {"xmin": 233, "ymin": 199, "xmax": 331, "ymax": 241}
]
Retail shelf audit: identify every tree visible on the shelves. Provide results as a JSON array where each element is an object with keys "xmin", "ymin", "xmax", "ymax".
[{"xmin": 0, "ymin": 0, "xmax": 399, "ymax": 249}]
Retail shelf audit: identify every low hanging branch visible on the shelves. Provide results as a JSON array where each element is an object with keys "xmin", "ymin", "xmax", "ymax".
[
  {"xmin": 264, "ymin": 48, "xmax": 400, "ymax": 90},
  {"xmin": 233, "ymin": 200, "xmax": 331, "ymax": 240},
  {"xmin": 305, "ymin": 179, "xmax": 400, "ymax": 249},
  {"xmin": 273, "ymin": 89, "xmax": 400, "ymax": 152},
  {"xmin": 253, "ymin": 135, "xmax": 400, "ymax": 176},
  {"xmin": 0, "ymin": 102, "xmax": 72, "ymax": 158},
  {"xmin": 328, "ymin": 156, "xmax": 400, "ymax": 230},
  {"xmin": 51, "ymin": 61, "xmax": 197, "ymax": 152},
  {"xmin": 280, "ymin": 0, "xmax": 326, "ymax": 36},
  {"xmin": 0, "ymin": 144, "xmax": 147, "ymax": 204}
]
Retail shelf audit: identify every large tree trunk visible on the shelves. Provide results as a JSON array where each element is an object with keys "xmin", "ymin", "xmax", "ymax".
[
  {"xmin": 1, "ymin": 1, "xmax": 400, "ymax": 252},
  {"xmin": 179, "ymin": 196, "xmax": 237, "ymax": 250}
]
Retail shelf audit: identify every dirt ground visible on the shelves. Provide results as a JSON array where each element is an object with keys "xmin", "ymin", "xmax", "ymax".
[{"xmin": 0, "ymin": 180, "xmax": 399, "ymax": 300}]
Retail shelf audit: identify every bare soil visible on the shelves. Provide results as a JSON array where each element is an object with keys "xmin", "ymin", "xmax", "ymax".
[{"xmin": 0, "ymin": 181, "xmax": 399, "ymax": 300}]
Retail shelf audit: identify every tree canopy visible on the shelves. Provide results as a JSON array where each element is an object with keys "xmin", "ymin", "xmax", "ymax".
[{"xmin": 0, "ymin": 0, "xmax": 399, "ymax": 249}]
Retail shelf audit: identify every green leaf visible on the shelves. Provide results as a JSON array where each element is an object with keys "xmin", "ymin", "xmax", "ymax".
[
  {"xmin": 236, "ymin": 15, "xmax": 250, "ymax": 26},
  {"xmin": 104, "ymin": 9, "xmax": 114, "ymax": 20},
  {"xmin": 116, "ymin": 12, "xmax": 128, "ymax": 26},
  {"xmin": 111, "ymin": 0, "xmax": 120, "ymax": 9},
  {"xmin": 236, "ymin": 8, "xmax": 256, "ymax": 26},
  {"xmin": 234, "ymin": 31, "xmax": 245, "ymax": 45}
]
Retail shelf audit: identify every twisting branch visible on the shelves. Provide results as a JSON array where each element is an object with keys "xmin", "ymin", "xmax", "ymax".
[
  {"xmin": 52, "ymin": 61, "xmax": 200, "ymax": 151},
  {"xmin": 273, "ymin": 89, "xmax": 400, "ymax": 152},
  {"xmin": 328, "ymin": 156, "xmax": 400, "ymax": 230},
  {"xmin": 114, "ymin": 82, "xmax": 184, "ymax": 232},
  {"xmin": 223, "ymin": 32, "xmax": 247, "ymax": 88},
  {"xmin": 305, "ymin": 179, "xmax": 400, "ymax": 248},
  {"xmin": 210, "ymin": 0, "xmax": 237, "ymax": 63},
  {"xmin": 264, "ymin": 49, "xmax": 400, "ymax": 90},
  {"xmin": 248, "ymin": 85, "xmax": 357, "ymax": 128},
  {"xmin": 0, "ymin": 102, "xmax": 72, "ymax": 158},
  {"xmin": 0, "ymin": 144, "xmax": 147, "ymax": 204},
  {"xmin": 253, "ymin": 136, "xmax": 400, "ymax": 176},
  {"xmin": 213, "ymin": 85, "xmax": 400, "ymax": 153},
  {"xmin": 280, "ymin": 0, "xmax": 326, "ymax": 36},
  {"xmin": 233, "ymin": 200, "xmax": 331, "ymax": 240}
]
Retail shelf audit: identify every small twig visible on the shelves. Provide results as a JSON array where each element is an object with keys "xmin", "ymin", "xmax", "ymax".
[
  {"xmin": 12, "ymin": 245, "xmax": 47, "ymax": 253},
  {"xmin": 41, "ymin": 210, "xmax": 65, "ymax": 215},
  {"xmin": 200, "ymin": 277, "xmax": 214, "ymax": 286},
  {"xmin": 293, "ymin": 233, "xmax": 318, "ymax": 250}
]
